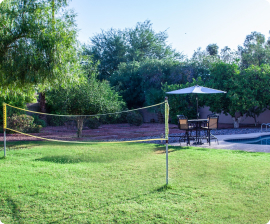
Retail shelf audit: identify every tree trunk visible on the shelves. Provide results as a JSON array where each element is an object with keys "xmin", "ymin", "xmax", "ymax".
[
  {"xmin": 76, "ymin": 116, "xmax": 85, "ymax": 138},
  {"xmin": 253, "ymin": 115, "xmax": 257, "ymax": 126},
  {"xmin": 232, "ymin": 117, "xmax": 243, "ymax": 129},
  {"xmin": 39, "ymin": 92, "xmax": 46, "ymax": 121}
]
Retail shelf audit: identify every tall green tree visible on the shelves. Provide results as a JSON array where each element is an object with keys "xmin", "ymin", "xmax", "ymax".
[
  {"xmin": 189, "ymin": 47, "xmax": 220, "ymax": 83},
  {"xmin": 206, "ymin": 44, "xmax": 219, "ymax": 56},
  {"xmin": 238, "ymin": 64, "xmax": 270, "ymax": 125},
  {"xmin": 0, "ymin": 0, "xmax": 79, "ymax": 89},
  {"xmin": 206, "ymin": 62, "xmax": 244, "ymax": 128},
  {"xmin": 238, "ymin": 32, "xmax": 270, "ymax": 68},
  {"xmin": 110, "ymin": 58, "xmax": 189, "ymax": 108},
  {"xmin": 84, "ymin": 20, "xmax": 182, "ymax": 80},
  {"xmin": 220, "ymin": 46, "xmax": 239, "ymax": 64}
]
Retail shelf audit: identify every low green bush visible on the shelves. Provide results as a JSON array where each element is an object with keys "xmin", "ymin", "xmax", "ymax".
[
  {"xmin": 126, "ymin": 112, "xmax": 143, "ymax": 126},
  {"xmin": 8, "ymin": 114, "xmax": 42, "ymax": 133}
]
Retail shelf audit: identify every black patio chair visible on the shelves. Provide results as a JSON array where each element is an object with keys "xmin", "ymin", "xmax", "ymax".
[
  {"xmin": 177, "ymin": 115, "xmax": 195, "ymax": 145},
  {"xmin": 202, "ymin": 114, "xmax": 219, "ymax": 145}
]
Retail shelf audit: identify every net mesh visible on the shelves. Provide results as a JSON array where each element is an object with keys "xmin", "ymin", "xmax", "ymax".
[{"xmin": 5, "ymin": 102, "xmax": 168, "ymax": 144}]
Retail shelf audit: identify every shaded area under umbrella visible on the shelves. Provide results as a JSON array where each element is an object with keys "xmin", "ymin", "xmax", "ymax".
[{"xmin": 166, "ymin": 85, "xmax": 226, "ymax": 119}]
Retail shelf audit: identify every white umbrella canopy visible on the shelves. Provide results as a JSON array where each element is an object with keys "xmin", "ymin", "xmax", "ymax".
[
  {"xmin": 166, "ymin": 85, "xmax": 226, "ymax": 95},
  {"xmin": 166, "ymin": 85, "xmax": 227, "ymax": 119}
]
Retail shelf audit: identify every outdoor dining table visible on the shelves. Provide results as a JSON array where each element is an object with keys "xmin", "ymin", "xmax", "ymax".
[{"xmin": 188, "ymin": 119, "xmax": 208, "ymax": 145}]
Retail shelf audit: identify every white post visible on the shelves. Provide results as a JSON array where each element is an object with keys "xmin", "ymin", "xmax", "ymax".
[
  {"xmin": 166, "ymin": 140, "xmax": 168, "ymax": 185},
  {"xmin": 165, "ymin": 97, "xmax": 169, "ymax": 185}
]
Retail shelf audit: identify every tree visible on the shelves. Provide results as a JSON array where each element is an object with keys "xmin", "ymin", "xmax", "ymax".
[
  {"xmin": 220, "ymin": 46, "xmax": 239, "ymax": 64},
  {"xmin": 238, "ymin": 64, "xmax": 270, "ymax": 125},
  {"xmin": 46, "ymin": 77, "xmax": 125, "ymax": 138},
  {"xmin": 110, "ymin": 58, "xmax": 189, "ymax": 108},
  {"xmin": 206, "ymin": 44, "xmax": 219, "ymax": 56},
  {"xmin": 206, "ymin": 62, "xmax": 244, "ymax": 128},
  {"xmin": 190, "ymin": 47, "xmax": 220, "ymax": 83},
  {"xmin": 0, "ymin": 0, "xmax": 79, "ymax": 89},
  {"xmin": 110, "ymin": 61, "xmax": 143, "ymax": 108},
  {"xmin": 84, "ymin": 20, "xmax": 183, "ymax": 80},
  {"xmin": 238, "ymin": 32, "xmax": 270, "ymax": 68}
]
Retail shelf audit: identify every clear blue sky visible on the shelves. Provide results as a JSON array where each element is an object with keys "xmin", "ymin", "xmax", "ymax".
[{"xmin": 68, "ymin": 0, "xmax": 270, "ymax": 58}]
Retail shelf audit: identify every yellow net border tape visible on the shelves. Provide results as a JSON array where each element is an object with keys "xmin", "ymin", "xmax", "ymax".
[
  {"xmin": 6, "ymin": 128, "xmax": 167, "ymax": 144},
  {"xmin": 3, "ymin": 103, "xmax": 6, "ymax": 129},
  {"xmin": 6, "ymin": 102, "xmax": 165, "ymax": 117},
  {"xmin": 165, "ymin": 100, "xmax": 169, "ymax": 140}
]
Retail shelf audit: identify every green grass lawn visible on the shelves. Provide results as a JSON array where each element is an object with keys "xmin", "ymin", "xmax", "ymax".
[{"xmin": 0, "ymin": 141, "xmax": 270, "ymax": 223}]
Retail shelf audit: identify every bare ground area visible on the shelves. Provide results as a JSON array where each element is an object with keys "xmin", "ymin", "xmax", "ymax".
[
  {"xmin": 0, "ymin": 122, "xmax": 261, "ymax": 143},
  {"xmin": 0, "ymin": 123, "xmax": 183, "ymax": 142}
]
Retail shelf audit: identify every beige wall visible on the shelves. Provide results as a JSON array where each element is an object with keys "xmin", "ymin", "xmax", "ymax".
[{"xmin": 200, "ymin": 106, "xmax": 270, "ymax": 124}]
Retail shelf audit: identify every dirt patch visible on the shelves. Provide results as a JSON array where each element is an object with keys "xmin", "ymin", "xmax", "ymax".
[{"xmin": 1, "ymin": 123, "xmax": 183, "ymax": 142}]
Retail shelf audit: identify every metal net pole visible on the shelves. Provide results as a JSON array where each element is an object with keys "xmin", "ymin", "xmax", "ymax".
[
  {"xmin": 3, "ymin": 103, "xmax": 6, "ymax": 157},
  {"xmin": 165, "ymin": 97, "xmax": 169, "ymax": 185}
]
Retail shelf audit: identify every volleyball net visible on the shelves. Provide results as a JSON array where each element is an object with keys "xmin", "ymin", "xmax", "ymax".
[{"xmin": 3, "ymin": 100, "xmax": 169, "ymax": 144}]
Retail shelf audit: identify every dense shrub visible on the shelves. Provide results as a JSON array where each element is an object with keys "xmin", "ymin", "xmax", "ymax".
[
  {"xmin": 32, "ymin": 114, "xmax": 47, "ymax": 127},
  {"xmin": 85, "ymin": 117, "xmax": 100, "ymax": 129},
  {"xmin": 99, "ymin": 113, "xmax": 127, "ymax": 125},
  {"xmin": 0, "ymin": 88, "xmax": 36, "ymax": 133},
  {"xmin": 126, "ymin": 112, "xmax": 143, "ymax": 126},
  {"xmin": 8, "ymin": 114, "xmax": 42, "ymax": 133},
  {"xmin": 46, "ymin": 77, "xmax": 126, "ymax": 137},
  {"xmin": 46, "ymin": 116, "xmax": 67, "ymax": 126}
]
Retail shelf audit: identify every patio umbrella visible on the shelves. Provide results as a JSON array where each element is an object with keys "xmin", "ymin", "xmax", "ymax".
[{"xmin": 166, "ymin": 85, "xmax": 226, "ymax": 119}]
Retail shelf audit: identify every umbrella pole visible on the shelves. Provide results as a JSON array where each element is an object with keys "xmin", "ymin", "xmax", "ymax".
[{"xmin": 196, "ymin": 94, "xmax": 198, "ymax": 119}]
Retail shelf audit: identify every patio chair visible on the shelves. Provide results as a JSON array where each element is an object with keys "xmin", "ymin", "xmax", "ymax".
[
  {"xmin": 202, "ymin": 114, "xmax": 219, "ymax": 145},
  {"xmin": 177, "ymin": 115, "xmax": 194, "ymax": 145}
]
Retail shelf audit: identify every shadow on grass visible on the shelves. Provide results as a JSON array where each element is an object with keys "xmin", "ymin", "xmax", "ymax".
[
  {"xmin": 6, "ymin": 196, "xmax": 22, "ymax": 223},
  {"xmin": 155, "ymin": 184, "xmax": 173, "ymax": 192},
  {"xmin": 153, "ymin": 145, "xmax": 192, "ymax": 154},
  {"xmin": 35, "ymin": 155, "xmax": 111, "ymax": 164}
]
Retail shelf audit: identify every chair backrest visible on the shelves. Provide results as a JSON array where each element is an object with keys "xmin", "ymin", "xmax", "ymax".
[
  {"xmin": 207, "ymin": 114, "xmax": 219, "ymax": 129},
  {"xmin": 177, "ymin": 115, "xmax": 189, "ymax": 130}
]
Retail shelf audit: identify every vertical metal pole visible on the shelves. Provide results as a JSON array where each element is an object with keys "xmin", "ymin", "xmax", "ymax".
[
  {"xmin": 196, "ymin": 94, "xmax": 199, "ymax": 119},
  {"xmin": 166, "ymin": 140, "xmax": 168, "ymax": 185},
  {"xmin": 3, "ymin": 103, "xmax": 6, "ymax": 157},
  {"xmin": 165, "ymin": 97, "xmax": 169, "ymax": 185},
  {"xmin": 4, "ymin": 130, "xmax": 6, "ymax": 157}
]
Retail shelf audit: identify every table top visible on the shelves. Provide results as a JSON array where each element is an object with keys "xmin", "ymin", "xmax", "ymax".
[{"xmin": 188, "ymin": 119, "xmax": 208, "ymax": 122}]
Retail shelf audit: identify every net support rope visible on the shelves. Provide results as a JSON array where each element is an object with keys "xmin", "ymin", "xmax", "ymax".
[
  {"xmin": 5, "ymin": 102, "xmax": 165, "ymax": 117},
  {"xmin": 4, "ymin": 101, "xmax": 169, "ymax": 144}
]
